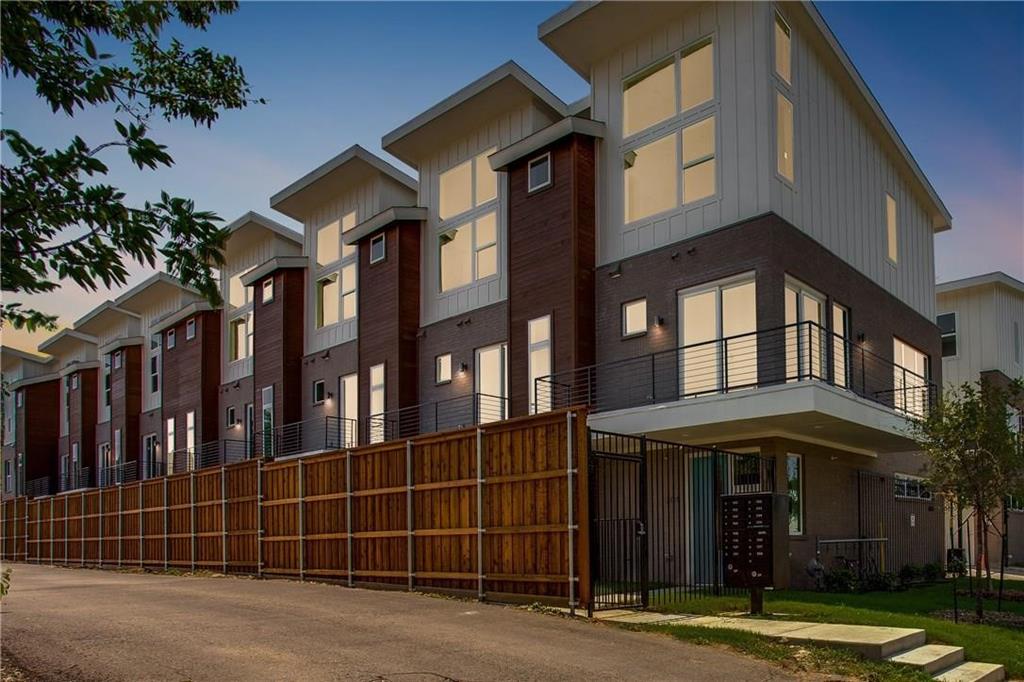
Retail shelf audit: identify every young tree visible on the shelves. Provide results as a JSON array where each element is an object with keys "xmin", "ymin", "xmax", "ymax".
[
  {"xmin": 909, "ymin": 378, "xmax": 1024, "ymax": 620},
  {"xmin": 1, "ymin": 1, "xmax": 263, "ymax": 332}
]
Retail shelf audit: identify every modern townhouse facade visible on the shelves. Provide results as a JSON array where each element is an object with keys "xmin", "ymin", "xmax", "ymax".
[
  {"xmin": 1, "ymin": 348, "xmax": 58, "ymax": 499},
  {"xmin": 5, "ymin": 1, "xmax": 957, "ymax": 588},
  {"xmin": 936, "ymin": 272, "xmax": 1024, "ymax": 568}
]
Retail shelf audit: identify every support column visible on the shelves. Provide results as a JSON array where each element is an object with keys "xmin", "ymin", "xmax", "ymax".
[
  {"xmin": 567, "ymin": 411, "xmax": 577, "ymax": 616},
  {"xmin": 476, "ymin": 428, "xmax": 486, "ymax": 601},
  {"xmin": 190, "ymin": 472, "xmax": 196, "ymax": 573},
  {"xmin": 256, "ymin": 460, "xmax": 263, "ymax": 578},
  {"xmin": 406, "ymin": 440, "xmax": 414, "ymax": 592},
  {"xmin": 345, "ymin": 450, "xmax": 353, "ymax": 587},
  {"xmin": 221, "ymin": 467, "xmax": 228, "ymax": 574},
  {"xmin": 297, "ymin": 459, "xmax": 304, "ymax": 581}
]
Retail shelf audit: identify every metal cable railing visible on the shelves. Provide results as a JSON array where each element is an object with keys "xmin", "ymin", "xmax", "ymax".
[
  {"xmin": 536, "ymin": 321, "xmax": 935, "ymax": 418},
  {"xmin": 253, "ymin": 416, "xmax": 357, "ymax": 460},
  {"xmin": 24, "ymin": 476, "xmax": 52, "ymax": 498},
  {"xmin": 364, "ymin": 392, "xmax": 508, "ymax": 444},
  {"xmin": 59, "ymin": 467, "xmax": 90, "ymax": 493},
  {"xmin": 98, "ymin": 461, "xmax": 138, "ymax": 488}
]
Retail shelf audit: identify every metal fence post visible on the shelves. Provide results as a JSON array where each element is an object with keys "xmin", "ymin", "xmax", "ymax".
[
  {"xmin": 117, "ymin": 485, "xmax": 123, "ymax": 567},
  {"xmin": 138, "ymin": 481, "xmax": 144, "ymax": 567},
  {"xmin": 23, "ymin": 497, "xmax": 29, "ymax": 562},
  {"xmin": 98, "ymin": 490, "xmax": 104, "ymax": 567},
  {"xmin": 64, "ymin": 496, "xmax": 69, "ymax": 564},
  {"xmin": 476, "ymin": 428, "xmax": 485, "ymax": 601},
  {"xmin": 163, "ymin": 477, "xmax": 169, "ymax": 571},
  {"xmin": 221, "ymin": 466, "xmax": 227, "ymax": 574},
  {"xmin": 345, "ymin": 449, "xmax": 353, "ymax": 587},
  {"xmin": 406, "ymin": 440, "xmax": 414, "ymax": 592},
  {"xmin": 1, "ymin": 499, "xmax": 6, "ymax": 561},
  {"xmin": 567, "ymin": 412, "xmax": 577, "ymax": 616},
  {"xmin": 80, "ymin": 491, "xmax": 85, "ymax": 567},
  {"xmin": 257, "ymin": 459, "xmax": 263, "ymax": 578},
  {"xmin": 190, "ymin": 471, "xmax": 196, "ymax": 573},
  {"xmin": 297, "ymin": 459, "xmax": 304, "ymax": 581},
  {"xmin": 49, "ymin": 497, "xmax": 55, "ymax": 565}
]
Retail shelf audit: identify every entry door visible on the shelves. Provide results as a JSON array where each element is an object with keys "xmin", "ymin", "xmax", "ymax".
[
  {"xmin": 261, "ymin": 386, "xmax": 274, "ymax": 456},
  {"xmin": 678, "ymin": 278, "xmax": 757, "ymax": 397},
  {"xmin": 785, "ymin": 281, "xmax": 825, "ymax": 381},
  {"xmin": 475, "ymin": 343, "xmax": 508, "ymax": 423}
]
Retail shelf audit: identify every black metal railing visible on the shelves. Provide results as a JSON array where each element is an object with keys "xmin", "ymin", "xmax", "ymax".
[
  {"xmin": 142, "ymin": 455, "xmax": 166, "ymax": 480},
  {"xmin": 253, "ymin": 416, "xmax": 357, "ymax": 460},
  {"xmin": 171, "ymin": 439, "xmax": 254, "ymax": 473},
  {"xmin": 59, "ymin": 467, "xmax": 90, "ymax": 493},
  {"xmin": 363, "ymin": 392, "xmax": 508, "ymax": 444},
  {"xmin": 24, "ymin": 476, "xmax": 52, "ymax": 498},
  {"xmin": 98, "ymin": 461, "xmax": 138, "ymax": 488},
  {"xmin": 537, "ymin": 321, "xmax": 936, "ymax": 419}
]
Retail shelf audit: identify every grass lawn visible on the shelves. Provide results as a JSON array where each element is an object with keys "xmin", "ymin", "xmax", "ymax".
[{"xmin": 651, "ymin": 582, "xmax": 1024, "ymax": 678}]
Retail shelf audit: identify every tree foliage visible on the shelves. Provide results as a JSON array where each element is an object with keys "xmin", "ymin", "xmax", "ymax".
[{"xmin": 1, "ymin": 1, "xmax": 261, "ymax": 331}]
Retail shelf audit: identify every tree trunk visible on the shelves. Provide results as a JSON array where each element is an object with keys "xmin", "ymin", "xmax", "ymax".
[{"xmin": 975, "ymin": 505, "xmax": 985, "ymax": 621}]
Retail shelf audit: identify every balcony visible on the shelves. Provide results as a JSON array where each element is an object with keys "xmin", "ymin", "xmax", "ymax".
[
  {"xmin": 169, "ymin": 439, "xmax": 251, "ymax": 474},
  {"xmin": 364, "ymin": 392, "xmax": 508, "ymax": 444},
  {"xmin": 536, "ymin": 322, "xmax": 936, "ymax": 454},
  {"xmin": 24, "ymin": 476, "xmax": 52, "ymax": 498},
  {"xmin": 59, "ymin": 467, "xmax": 91, "ymax": 493},
  {"xmin": 98, "ymin": 461, "xmax": 139, "ymax": 488}
]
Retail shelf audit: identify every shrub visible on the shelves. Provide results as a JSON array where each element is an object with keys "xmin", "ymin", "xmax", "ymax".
[
  {"xmin": 862, "ymin": 571, "xmax": 902, "ymax": 592},
  {"xmin": 822, "ymin": 565, "xmax": 858, "ymax": 593},
  {"xmin": 922, "ymin": 562, "xmax": 944, "ymax": 582},
  {"xmin": 898, "ymin": 563, "xmax": 922, "ymax": 584}
]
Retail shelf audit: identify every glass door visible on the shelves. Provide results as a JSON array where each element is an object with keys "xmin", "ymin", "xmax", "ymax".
[
  {"xmin": 785, "ymin": 280, "xmax": 825, "ymax": 381},
  {"xmin": 475, "ymin": 343, "xmax": 508, "ymax": 423},
  {"xmin": 261, "ymin": 386, "xmax": 274, "ymax": 457},
  {"xmin": 678, "ymin": 278, "xmax": 757, "ymax": 397}
]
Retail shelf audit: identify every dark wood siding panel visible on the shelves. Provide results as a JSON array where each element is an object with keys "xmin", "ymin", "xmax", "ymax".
[
  {"xmin": 110, "ymin": 344, "xmax": 143, "ymax": 465},
  {"xmin": 15, "ymin": 380, "xmax": 60, "ymax": 484},
  {"xmin": 161, "ymin": 310, "xmax": 221, "ymax": 449},
  {"xmin": 253, "ymin": 268, "xmax": 305, "ymax": 429}
]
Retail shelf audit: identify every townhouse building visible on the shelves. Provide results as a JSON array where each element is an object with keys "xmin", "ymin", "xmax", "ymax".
[
  {"xmin": 2, "ymin": 348, "xmax": 58, "ymax": 499},
  {"xmin": 5, "ymin": 1, "xmax": 957, "ymax": 586},
  {"xmin": 936, "ymin": 272, "xmax": 1024, "ymax": 568}
]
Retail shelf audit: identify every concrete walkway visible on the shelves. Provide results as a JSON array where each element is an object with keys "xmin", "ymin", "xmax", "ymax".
[{"xmin": 588, "ymin": 610, "xmax": 1005, "ymax": 682}]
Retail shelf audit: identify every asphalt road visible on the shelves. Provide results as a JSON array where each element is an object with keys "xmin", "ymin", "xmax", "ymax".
[{"xmin": 1, "ymin": 564, "xmax": 796, "ymax": 681}]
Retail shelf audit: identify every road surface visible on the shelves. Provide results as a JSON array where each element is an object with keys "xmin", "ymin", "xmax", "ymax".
[{"xmin": 1, "ymin": 563, "xmax": 796, "ymax": 681}]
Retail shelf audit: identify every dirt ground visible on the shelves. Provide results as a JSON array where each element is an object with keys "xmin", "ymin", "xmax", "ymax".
[{"xmin": 0, "ymin": 563, "xmax": 799, "ymax": 681}]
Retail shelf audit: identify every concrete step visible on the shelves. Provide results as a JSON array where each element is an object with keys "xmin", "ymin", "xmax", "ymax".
[
  {"xmin": 887, "ymin": 644, "xmax": 964, "ymax": 675},
  {"xmin": 934, "ymin": 661, "xmax": 1006, "ymax": 682}
]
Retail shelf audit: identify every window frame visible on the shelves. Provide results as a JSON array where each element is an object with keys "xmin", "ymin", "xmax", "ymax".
[
  {"xmin": 894, "ymin": 473, "xmax": 932, "ymax": 501},
  {"xmin": 773, "ymin": 10, "xmax": 793, "ymax": 87},
  {"xmin": 112, "ymin": 350, "xmax": 122, "ymax": 370},
  {"xmin": 435, "ymin": 353, "xmax": 452, "ymax": 385},
  {"xmin": 787, "ymin": 453, "xmax": 804, "ymax": 535},
  {"xmin": 621, "ymin": 298, "xmax": 648, "ymax": 338},
  {"xmin": 438, "ymin": 148, "xmax": 498, "ymax": 224},
  {"xmin": 315, "ymin": 273, "xmax": 339, "ymax": 329},
  {"xmin": 528, "ymin": 314, "xmax": 553, "ymax": 414},
  {"xmin": 262, "ymin": 277, "xmax": 274, "ymax": 303},
  {"xmin": 225, "ymin": 405, "xmax": 236, "ymax": 429},
  {"xmin": 71, "ymin": 373, "xmax": 79, "ymax": 391},
  {"xmin": 370, "ymin": 234, "xmax": 386, "ymax": 264},
  {"xmin": 775, "ymin": 90, "xmax": 795, "ymax": 185},
  {"xmin": 166, "ymin": 329, "xmax": 176, "ymax": 350},
  {"xmin": 886, "ymin": 192, "xmax": 899, "ymax": 264},
  {"xmin": 312, "ymin": 379, "xmax": 326, "ymax": 405},
  {"xmin": 340, "ymin": 262, "xmax": 357, "ymax": 321},
  {"xmin": 937, "ymin": 312, "xmax": 958, "ymax": 359},
  {"xmin": 228, "ymin": 315, "xmax": 249, "ymax": 362},
  {"xmin": 527, "ymin": 153, "xmax": 552, "ymax": 193},
  {"xmin": 185, "ymin": 318, "xmax": 196, "ymax": 340}
]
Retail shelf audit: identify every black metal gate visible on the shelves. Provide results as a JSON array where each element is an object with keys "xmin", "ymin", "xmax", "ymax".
[{"xmin": 588, "ymin": 429, "xmax": 776, "ymax": 613}]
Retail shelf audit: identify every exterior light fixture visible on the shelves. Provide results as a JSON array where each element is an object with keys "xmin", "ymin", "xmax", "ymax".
[{"xmin": 609, "ymin": 263, "xmax": 623, "ymax": 279}]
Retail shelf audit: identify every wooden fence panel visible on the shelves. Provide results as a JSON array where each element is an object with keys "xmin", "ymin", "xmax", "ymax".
[{"xmin": 3, "ymin": 409, "xmax": 589, "ymax": 608}]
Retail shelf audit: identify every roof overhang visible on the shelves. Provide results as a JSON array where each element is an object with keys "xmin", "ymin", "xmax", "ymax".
[
  {"xmin": 152, "ymin": 301, "xmax": 214, "ymax": 334},
  {"xmin": 9, "ymin": 373, "xmax": 60, "ymax": 390},
  {"xmin": 587, "ymin": 382, "xmax": 922, "ymax": 457},
  {"xmin": 73, "ymin": 301, "xmax": 141, "ymax": 336},
  {"xmin": 1, "ymin": 347, "xmax": 52, "ymax": 372},
  {"xmin": 489, "ymin": 116, "xmax": 605, "ymax": 171},
  {"xmin": 382, "ymin": 61, "xmax": 567, "ymax": 168},
  {"xmin": 58, "ymin": 360, "xmax": 99, "ymax": 378},
  {"xmin": 539, "ymin": 1, "xmax": 952, "ymax": 233},
  {"xmin": 113, "ymin": 272, "xmax": 195, "ymax": 314},
  {"xmin": 97, "ymin": 336, "xmax": 145, "ymax": 357},
  {"xmin": 223, "ymin": 211, "xmax": 302, "ymax": 257},
  {"xmin": 239, "ymin": 256, "xmax": 309, "ymax": 287},
  {"xmin": 936, "ymin": 271, "xmax": 1024, "ymax": 297},
  {"xmin": 342, "ymin": 206, "xmax": 428, "ymax": 246},
  {"xmin": 37, "ymin": 329, "xmax": 97, "ymax": 356},
  {"xmin": 271, "ymin": 145, "xmax": 417, "ymax": 220}
]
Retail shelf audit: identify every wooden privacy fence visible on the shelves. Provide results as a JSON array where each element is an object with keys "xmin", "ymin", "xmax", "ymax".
[{"xmin": 0, "ymin": 409, "xmax": 590, "ymax": 608}]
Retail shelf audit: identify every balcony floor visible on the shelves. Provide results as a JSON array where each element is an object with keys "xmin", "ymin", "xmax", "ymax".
[{"xmin": 586, "ymin": 380, "xmax": 920, "ymax": 456}]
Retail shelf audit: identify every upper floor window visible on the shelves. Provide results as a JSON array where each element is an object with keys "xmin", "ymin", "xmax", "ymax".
[
  {"xmin": 149, "ymin": 334, "xmax": 161, "ymax": 394},
  {"xmin": 894, "ymin": 473, "xmax": 931, "ymax": 501},
  {"xmin": 229, "ymin": 316, "xmax": 250, "ymax": 362},
  {"xmin": 893, "ymin": 337, "xmax": 929, "ymax": 417},
  {"xmin": 776, "ymin": 92, "xmax": 794, "ymax": 182},
  {"xmin": 937, "ymin": 312, "xmax": 957, "ymax": 358},
  {"xmin": 622, "ymin": 298, "xmax": 647, "ymax": 337},
  {"xmin": 623, "ymin": 38, "xmax": 714, "ymax": 138},
  {"xmin": 886, "ymin": 193, "xmax": 898, "ymax": 263},
  {"xmin": 71, "ymin": 373, "xmax": 79, "ymax": 390},
  {"xmin": 528, "ymin": 153, "xmax": 552, "ymax": 193},
  {"xmin": 317, "ymin": 219, "xmax": 340, "ymax": 267},
  {"xmin": 316, "ymin": 274, "xmax": 339, "ymax": 328},
  {"xmin": 341, "ymin": 211, "xmax": 357, "ymax": 259},
  {"xmin": 312, "ymin": 379, "xmax": 326, "ymax": 405},
  {"xmin": 262, "ymin": 277, "xmax": 274, "ymax": 303},
  {"xmin": 15, "ymin": 391, "xmax": 23, "ymax": 408},
  {"xmin": 370, "ymin": 234, "xmax": 386, "ymax": 264},
  {"xmin": 435, "ymin": 353, "xmax": 452, "ymax": 385},
  {"xmin": 341, "ymin": 263, "xmax": 357, "ymax": 321},
  {"xmin": 774, "ymin": 12, "xmax": 792, "ymax": 86},
  {"xmin": 528, "ymin": 315, "xmax": 552, "ymax": 414},
  {"xmin": 439, "ymin": 149, "xmax": 496, "ymax": 221},
  {"xmin": 166, "ymin": 328, "xmax": 175, "ymax": 349},
  {"xmin": 186, "ymin": 318, "xmax": 196, "ymax": 340},
  {"xmin": 113, "ymin": 351, "xmax": 122, "ymax": 370},
  {"xmin": 439, "ymin": 212, "xmax": 497, "ymax": 292},
  {"xmin": 228, "ymin": 271, "xmax": 250, "ymax": 308}
]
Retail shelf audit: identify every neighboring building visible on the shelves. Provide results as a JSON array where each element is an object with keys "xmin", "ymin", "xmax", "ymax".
[
  {"xmin": 2, "ymin": 348, "xmax": 57, "ymax": 499},
  {"xmin": 937, "ymin": 272, "xmax": 1024, "ymax": 568},
  {"xmin": 10, "ymin": 0, "xmax": 958, "ymax": 588}
]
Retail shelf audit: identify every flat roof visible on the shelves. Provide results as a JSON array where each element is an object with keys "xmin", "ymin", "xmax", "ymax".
[
  {"xmin": 271, "ymin": 145, "xmax": 417, "ymax": 221},
  {"xmin": 539, "ymin": 1, "xmax": 952, "ymax": 233},
  {"xmin": 936, "ymin": 271, "xmax": 1024, "ymax": 297},
  {"xmin": 382, "ymin": 61, "xmax": 567, "ymax": 168}
]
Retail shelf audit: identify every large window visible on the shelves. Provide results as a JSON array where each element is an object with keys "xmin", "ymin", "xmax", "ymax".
[
  {"xmin": 476, "ymin": 343, "xmax": 508, "ymax": 423},
  {"xmin": 439, "ymin": 149, "xmax": 496, "ymax": 221},
  {"xmin": 149, "ymin": 334, "xmax": 161, "ymax": 394},
  {"xmin": 776, "ymin": 92, "xmax": 794, "ymax": 182},
  {"xmin": 787, "ymin": 453, "xmax": 804, "ymax": 535},
  {"xmin": 785, "ymin": 279, "xmax": 825, "ymax": 381},
  {"xmin": 186, "ymin": 410, "xmax": 196, "ymax": 470},
  {"xmin": 679, "ymin": 277, "xmax": 756, "ymax": 396},
  {"xmin": 622, "ymin": 39, "xmax": 714, "ymax": 138},
  {"xmin": 886, "ymin": 193, "xmax": 898, "ymax": 263},
  {"xmin": 893, "ymin": 337, "xmax": 929, "ymax": 416},
  {"xmin": 316, "ymin": 274, "xmax": 339, "ymax": 328},
  {"xmin": 341, "ymin": 263, "xmax": 357, "ymax": 320},
  {"xmin": 369, "ymin": 364, "xmax": 385, "ymax": 444},
  {"xmin": 316, "ymin": 220, "xmax": 340, "ymax": 267},
  {"xmin": 528, "ymin": 316, "xmax": 552, "ymax": 414},
  {"xmin": 339, "ymin": 374, "xmax": 357, "ymax": 447},
  {"xmin": 622, "ymin": 299, "xmax": 647, "ymax": 337},
  {"xmin": 435, "ymin": 354, "xmax": 452, "ymax": 385},
  {"xmin": 774, "ymin": 12, "xmax": 792, "ymax": 85},
  {"xmin": 937, "ymin": 312, "xmax": 957, "ymax": 358},
  {"xmin": 229, "ymin": 316, "xmax": 250, "ymax": 362},
  {"xmin": 439, "ymin": 212, "xmax": 497, "ymax": 292}
]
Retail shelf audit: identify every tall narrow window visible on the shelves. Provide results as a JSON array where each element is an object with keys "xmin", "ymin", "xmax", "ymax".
[
  {"xmin": 339, "ymin": 374, "xmax": 357, "ymax": 447},
  {"xmin": 785, "ymin": 279, "xmax": 825, "ymax": 381},
  {"xmin": 623, "ymin": 58, "xmax": 675, "ymax": 137},
  {"xmin": 370, "ymin": 234, "xmax": 386, "ymax": 264},
  {"xmin": 435, "ymin": 354, "xmax": 452, "ymax": 384},
  {"xmin": 886, "ymin": 193, "xmax": 898, "ymax": 263},
  {"xmin": 776, "ymin": 92, "xmax": 794, "ymax": 181},
  {"xmin": 340, "ymin": 264, "xmax": 357, "ymax": 320},
  {"xmin": 475, "ymin": 343, "xmax": 508, "ymax": 423},
  {"xmin": 167, "ymin": 329, "xmax": 176, "ymax": 349},
  {"xmin": 832, "ymin": 303, "xmax": 850, "ymax": 388},
  {"xmin": 113, "ymin": 351, "xmax": 122, "ymax": 370},
  {"xmin": 787, "ymin": 453, "xmax": 803, "ymax": 535},
  {"xmin": 245, "ymin": 403, "xmax": 254, "ymax": 457},
  {"xmin": 186, "ymin": 318, "xmax": 196, "ymax": 340},
  {"xmin": 680, "ymin": 39, "xmax": 714, "ymax": 111},
  {"xmin": 682, "ymin": 116, "xmax": 716, "ymax": 203},
  {"xmin": 165, "ymin": 418, "xmax": 176, "ymax": 476},
  {"xmin": 474, "ymin": 212, "xmax": 498, "ymax": 280},
  {"xmin": 317, "ymin": 220, "xmax": 340, "ymax": 266},
  {"xmin": 774, "ymin": 12, "xmax": 792, "ymax": 85},
  {"xmin": 142, "ymin": 434, "xmax": 157, "ymax": 479},
  {"xmin": 528, "ymin": 316, "xmax": 552, "ymax": 414},
  {"xmin": 342, "ymin": 211, "xmax": 358, "ymax": 259},
  {"xmin": 228, "ymin": 272, "xmax": 249, "ymax": 308},
  {"xmin": 893, "ymin": 338, "xmax": 929, "ymax": 417},
  {"xmin": 440, "ymin": 225, "xmax": 473, "ymax": 292},
  {"xmin": 261, "ymin": 386, "xmax": 274, "ymax": 457},
  {"xmin": 185, "ymin": 410, "xmax": 196, "ymax": 470},
  {"xmin": 527, "ymin": 154, "xmax": 551, "ymax": 192},
  {"xmin": 937, "ymin": 312, "xmax": 957, "ymax": 358},
  {"xmin": 624, "ymin": 133, "xmax": 677, "ymax": 222},
  {"xmin": 229, "ymin": 317, "xmax": 248, "ymax": 361},
  {"xmin": 262, "ymin": 277, "xmax": 274, "ymax": 303},
  {"xmin": 316, "ymin": 274, "xmax": 339, "ymax": 328},
  {"xmin": 369, "ymin": 364, "xmax": 386, "ymax": 444},
  {"xmin": 149, "ymin": 334, "xmax": 161, "ymax": 394}
]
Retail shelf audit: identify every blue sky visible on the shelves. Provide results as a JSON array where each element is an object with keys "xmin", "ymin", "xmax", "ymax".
[{"xmin": 3, "ymin": 1, "xmax": 1022, "ymax": 353}]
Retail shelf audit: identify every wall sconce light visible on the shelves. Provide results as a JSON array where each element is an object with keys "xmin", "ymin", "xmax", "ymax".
[
  {"xmin": 233, "ymin": 381, "xmax": 241, "ymax": 389},
  {"xmin": 670, "ymin": 251, "xmax": 680, "ymax": 261},
  {"xmin": 609, "ymin": 262, "xmax": 622, "ymax": 279},
  {"xmin": 687, "ymin": 246, "xmax": 697, "ymax": 256},
  {"xmin": 459, "ymin": 362, "xmax": 468, "ymax": 374},
  {"xmin": 856, "ymin": 332, "xmax": 866, "ymax": 343},
  {"xmin": 654, "ymin": 315, "xmax": 665, "ymax": 327},
  {"xmin": 233, "ymin": 420, "xmax": 242, "ymax": 429},
  {"xmin": 321, "ymin": 350, "xmax": 330, "ymax": 360},
  {"xmin": 326, "ymin": 392, "xmax": 334, "ymax": 401}
]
